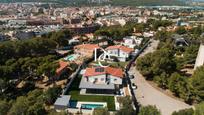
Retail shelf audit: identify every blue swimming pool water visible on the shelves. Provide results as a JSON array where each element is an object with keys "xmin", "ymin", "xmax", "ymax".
[
  {"xmin": 81, "ymin": 104, "xmax": 104, "ymax": 109},
  {"xmin": 64, "ymin": 54, "xmax": 77, "ymax": 61}
]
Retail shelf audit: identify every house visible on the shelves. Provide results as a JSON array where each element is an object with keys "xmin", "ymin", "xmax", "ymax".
[
  {"xmin": 123, "ymin": 36, "xmax": 143, "ymax": 48},
  {"xmin": 172, "ymin": 34, "xmax": 189, "ymax": 47},
  {"xmin": 56, "ymin": 61, "xmax": 69, "ymax": 78},
  {"xmin": 137, "ymin": 17, "xmax": 148, "ymax": 23},
  {"xmin": 194, "ymin": 44, "xmax": 204, "ymax": 70},
  {"xmin": 143, "ymin": 31, "xmax": 154, "ymax": 38},
  {"xmin": 106, "ymin": 45, "xmax": 133, "ymax": 62},
  {"xmin": 79, "ymin": 67, "xmax": 123, "ymax": 94},
  {"xmin": 68, "ymin": 38, "xmax": 79, "ymax": 45},
  {"xmin": 175, "ymin": 38, "xmax": 189, "ymax": 47},
  {"xmin": 74, "ymin": 44, "xmax": 100, "ymax": 58},
  {"xmin": 54, "ymin": 95, "xmax": 71, "ymax": 112},
  {"xmin": 8, "ymin": 19, "xmax": 26, "ymax": 27}
]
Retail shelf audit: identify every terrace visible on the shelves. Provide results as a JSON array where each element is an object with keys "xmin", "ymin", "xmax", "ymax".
[{"xmin": 65, "ymin": 75, "xmax": 116, "ymax": 111}]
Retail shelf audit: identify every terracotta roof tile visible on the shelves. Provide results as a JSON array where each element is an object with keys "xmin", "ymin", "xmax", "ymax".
[
  {"xmin": 74, "ymin": 44, "xmax": 100, "ymax": 51},
  {"xmin": 106, "ymin": 45, "xmax": 133, "ymax": 53},
  {"xmin": 56, "ymin": 61, "xmax": 69, "ymax": 74},
  {"xmin": 84, "ymin": 67, "xmax": 123, "ymax": 78}
]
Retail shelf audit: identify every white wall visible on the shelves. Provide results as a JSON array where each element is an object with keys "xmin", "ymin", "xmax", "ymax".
[
  {"xmin": 87, "ymin": 74, "xmax": 122, "ymax": 85},
  {"xmin": 109, "ymin": 75, "xmax": 122, "ymax": 85},
  {"xmin": 107, "ymin": 49, "xmax": 129, "ymax": 58},
  {"xmin": 88, "ymin": 74, "xmax": 106, "ymax": 83}
]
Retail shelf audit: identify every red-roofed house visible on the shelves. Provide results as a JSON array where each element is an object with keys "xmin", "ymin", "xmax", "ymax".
[
  {"xmin": 74, "ymin": 44, "xmax": 100, "ymax": 58},
  {"xmin": 79, "ymin": 67, "xmax": 124, "ymax": 94},
  {"xmin": 106, "ymin": 45, "xmax": 133, "ymax": 62},
  {"xmin": 56, "ymin": 61, "xmax": 69, "ymax": 78}
]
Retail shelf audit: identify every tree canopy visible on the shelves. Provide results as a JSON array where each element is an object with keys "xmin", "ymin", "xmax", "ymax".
[
  {"xmin": 191, "ymin": 66, "xmax": 204, "ymax": 102},
  {"xmin": 138, "ymin": 105, "xmax": 161, "ymax": 115}
]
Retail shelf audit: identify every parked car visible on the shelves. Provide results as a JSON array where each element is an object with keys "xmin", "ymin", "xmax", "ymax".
[
  {"xmin": 129, "ymin": 75, "xmax": 134, "ymax": 79},
  {"xmin": 132, "ymin": 83, "xmax": 137, "ymax": 89}
]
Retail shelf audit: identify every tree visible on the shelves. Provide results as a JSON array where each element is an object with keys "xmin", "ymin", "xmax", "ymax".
[
  {"xmin": 194, "ymin": 102, "xmax": 204, "ymax": 115},
  {"xmin": 136, "ymin": 47, "xmax": 176, "ymax": 80},
  {"xmin": 191, "ymin": 66, "xmax": 204, "ymax": 102},
  {"xmin": 138, "ymin": 105, "xmax": 161, "ymax": 115},
  {"xmin": 168, "ymin": 73, "xmax": 195, "ymax": 103},
  {"xmin": 183, "ymin": 45, "xmax": 199, "ymax": 64},
  {"xmin": 172, "ymin": 108, "xmax": 194, "ymax": 115},
  {"xmin": 116, "ymin": 96, "xmax": 135, "ymax": 115},
  {"xmin": 0, "ymin": 100, "xmax": 12, "ymax": 115},
  {"xmin": 153, "ymin": 72, "xmax": 169, "ymax": 89},
  {"xmin": 136, "ymin": 53, "xmax": 154, "ymax": 78},
  {"xmin": 176, "ymin": 27, "xmax": 187, "ymax": 35},
  {"xmin": 27, "ymin": 102, "xmax": 46, "ymax": 115},
  {"xmin": 93, "ymin": 108, "xmax": 109, "ymax": 115},
  {"xmin": 155, "ymin": 31, "xmax": 172, "ymax": 42},
  {"xmin": 37, "ymin": 62, "xmax": 59, "ymax": 80},
  {"xmin": 44, "ymin": 86, "xmax": 62, "ymax": 105},
  {"xmin": 0, "ymin": 79, "xmax": 7, "ymax": 94},
  {"xmin": 50, "ymin": 29, "xmax": 72, "ymax": 48},
  {"xmin": 8, "ymin": 96, "xmax": 29, "ymax": 115}
]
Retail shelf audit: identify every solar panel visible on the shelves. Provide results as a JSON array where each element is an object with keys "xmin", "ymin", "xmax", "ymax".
[{"xmin": 95, "ymin": 67, "xmax": 105, "ymax": 72}]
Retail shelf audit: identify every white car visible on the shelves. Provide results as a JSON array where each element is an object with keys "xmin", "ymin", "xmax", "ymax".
[{"xmin": 132, "ymin": 83, "xmax": 137, "ymax": 89}]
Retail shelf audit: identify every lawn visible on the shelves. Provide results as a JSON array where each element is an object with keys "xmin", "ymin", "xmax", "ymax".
[
  {"xmin": 67, "ymin": 76, "xmax": 116, "ymax": 111},
  {"xmin": 91, "ymin": 61, "xmax": 128, "ymax": 69}
]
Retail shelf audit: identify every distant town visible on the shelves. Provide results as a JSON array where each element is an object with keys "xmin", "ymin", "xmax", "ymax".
[{"xmin": 0, "ymin": 2, "xmax": 204, "ymax": 115}]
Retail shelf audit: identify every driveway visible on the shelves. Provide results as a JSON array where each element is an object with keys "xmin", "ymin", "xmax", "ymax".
[{"xmin": 129, "ymin": 40, "xmax": 192, "ymax": 115}]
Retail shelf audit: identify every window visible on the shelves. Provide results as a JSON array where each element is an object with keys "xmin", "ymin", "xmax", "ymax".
[
  {"xmin": 95, "ymin": 78, "xmax": 98, "ymax": 81},
  {"xmin": 114, "ymin": 79, "xmax": 117, "ymax": 81}
]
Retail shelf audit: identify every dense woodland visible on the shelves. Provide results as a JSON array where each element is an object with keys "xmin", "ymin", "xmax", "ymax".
[{"xmin": 0, "ymin": 29, "xmax": 72, "ymax": 114}]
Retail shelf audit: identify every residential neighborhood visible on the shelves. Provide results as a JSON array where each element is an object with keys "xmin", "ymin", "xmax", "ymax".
[{"xmin": 0, "ymin": 1, "xmax": 204, "ymax": 115}]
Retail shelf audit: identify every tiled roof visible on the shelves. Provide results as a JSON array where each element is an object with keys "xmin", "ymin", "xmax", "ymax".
[
  {"xmin": 74, "ymin": 44, "xmax": 100, "ymax": 50},
  {"xmin": 106, "ymin": 45, "xmax": 133, "ymax": 53},
  {"xmin": 56, "ymin": 61, "xmax": 69, "ymax": 74},
  {"xmin": 84, "ymin": 67, "xmax": 123, "ymax": 78}
]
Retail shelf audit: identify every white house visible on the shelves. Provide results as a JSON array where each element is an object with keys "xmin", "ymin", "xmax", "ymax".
[
  {"xmin": 106, "ymin": 45, "xmax": 134, "ymax": 62},
  {"xmin": 123, "ymin": 36, "xmax": 143, "ymax": 48},
  {"xmin": 137, "ymin": 17, "xmax": 148, "ymax": 23},
  {"xmin": 143, "ymin": 31, "xmax": 155, "ymax": 38},
  {"xmin": 79, "ymin": 67, "xmax": 123, "ymax": 94}
]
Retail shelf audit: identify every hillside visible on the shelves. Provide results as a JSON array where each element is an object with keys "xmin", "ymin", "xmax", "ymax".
[{"xmin": 0, "ymin": 0, "xmax": 185, "ymax": 6}]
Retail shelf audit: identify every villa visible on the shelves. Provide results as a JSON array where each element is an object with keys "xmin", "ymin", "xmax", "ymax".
[
  {"xmin": 56, "ymin": 61, "xmax": 69, "ymax": 78},
  {"xmin": 123, "ymin": 36, "xmax": 143, "ymax": 48},
  {"xmin": 74, "ymin": 44, "xmax": 100, "ymax": 58},
  {"xmin": 79, "ymin": 67, "xmax": 124, "ymax": 94},
  {"xmin": 105, "ymin": 45, "xmax": 134, "ymax": 62}
]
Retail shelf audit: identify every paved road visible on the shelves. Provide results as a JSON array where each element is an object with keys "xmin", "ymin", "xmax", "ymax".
[{"xmin": 129, "ymin": 40, "xmax": 192, "ymax": 115}]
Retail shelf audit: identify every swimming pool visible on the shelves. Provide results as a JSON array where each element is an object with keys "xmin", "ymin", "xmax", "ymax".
[
  {"xmin": 81, "ymin": 104, "xmax": 104, "ymax": 109},
  {"xmin": 64, "ymin": 54, "xmax": 78, "ymax": 61}
]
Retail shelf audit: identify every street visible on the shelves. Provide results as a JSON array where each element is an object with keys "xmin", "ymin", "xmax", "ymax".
[{"xmin": 129, "ymin": 40, "xmax": 192, "ymax": 115}]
